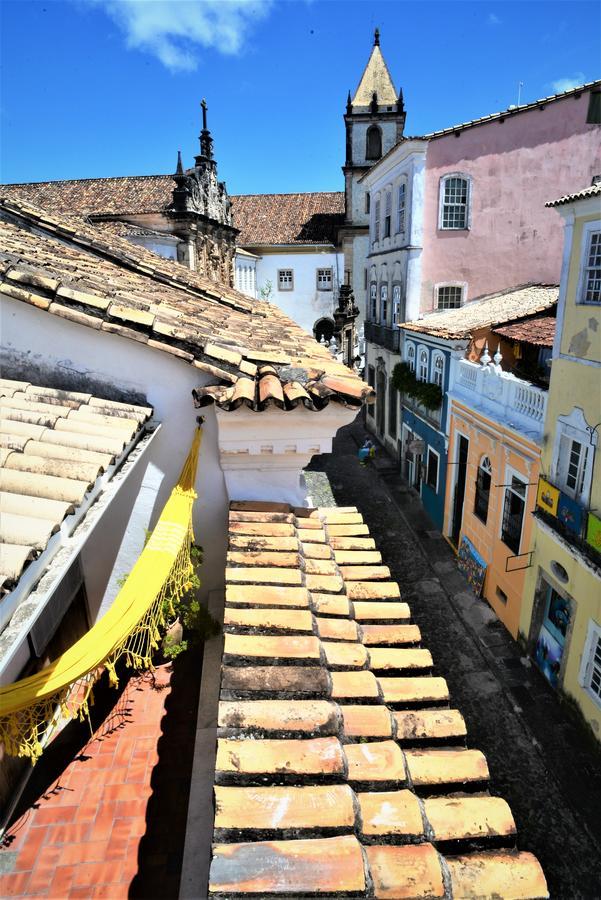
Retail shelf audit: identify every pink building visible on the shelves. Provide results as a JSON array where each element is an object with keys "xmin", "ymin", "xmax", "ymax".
[{"xmin": 420, "ymin": 84, "xmax": 601, "ymax": 311}]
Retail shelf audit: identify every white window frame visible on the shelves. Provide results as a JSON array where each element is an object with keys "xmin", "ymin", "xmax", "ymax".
[
  {"xmin": 397, "ymin": 179, "xmax": 407, "ymax": 234},
  {"xmin": 369, "ymin": 282, "xmax": 377, "ymax": 320},
  {"xmin": 579, "ymin": 619, "xmax": 601, "ymax": 708},
  {"xmin": 499, "ymin": 466, "xmax": 528, "ymax": 555},
  {"xmin": 577, "ymin": 220, "xmax": 601, "ymax": 305},
  {"xmin": 434, "ymin": 282, "xmax": 466, "ymax": 310},
  {"xmin": 392, "ymin": 283, "xmax": 402, "ymax": 327},
  {"xmin": 431, "ymin": 352, "xmax": 445, "ymax": 387},
  {"xmin": 316, "ymin": 267, "xmax": 333, "ymax": 291},
  {"xmin": 418, "ymin": 346, "xmax": 429, "ymax": 383},
  {"xmin": 278, "ymin": 269, "xmax": 294, "ymax": 291},
  {"xmin": 552, "ymin": 409, "xmax": 597, "ymax": 507},
  {"xmin": 426, "ymin": 446, "xmax": 440, "ymax": 493},
  {"xmin": 373, "ymin": 197, "xmax": 381, "ymax": 244},
  {"xmin": 438, "ymin": 173, "xmax": 472, "ymax": 230},
  {"xmin": 380, "ymin": 283, "xmax": 389, "ymax": 324},
  {"xmin": 406, "ymin": 342, "xmax": 416, "ymax": 372}
]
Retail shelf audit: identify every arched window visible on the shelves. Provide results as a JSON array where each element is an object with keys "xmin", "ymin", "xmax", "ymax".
[
  {"xmin": 419, "ymin": 349, "xmax": 428, "ymax": 382},
  {"xmin": 366, "ymin": 125, "xmax": 382, "ymax": 160},
  {"xmin": 432, "ymin": 353, "xmax": 444, "ymax": 387},
  {"xmin": 380, "ymin": 283, "xmax": 388, "ymax": 324},
  {"xmin": 313, "ymin": 317, "xmax": 335, "ymax": 344},
  {"xmin": 474, "ymin": 456, "xmax": 492, "ymax": 524},
  {"xmin": 392, "ymin": 283, "xmax": 402, "ymax": 326},
  {"xmin": 439, "ymin": 174, "xmax": 471, "ymax": 230},
  {"xmin": 369, "ymin": 282, "xmax": 377, "ymax": 319},
  {"xmin": 407, "ymin": 343, "xmax": 415, "ymax": 372}
]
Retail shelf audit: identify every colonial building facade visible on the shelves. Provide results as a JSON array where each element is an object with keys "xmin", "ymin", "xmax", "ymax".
[{"xmin": 521, "ymin": 182, "xmax": 601, "ymax": 736}]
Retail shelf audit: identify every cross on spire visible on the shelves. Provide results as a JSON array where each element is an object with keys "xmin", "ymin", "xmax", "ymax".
[
  {"xmin": 374, "ymin": 27, "xmax": 380, "ymax": 46},
  {"xmin": 201, "ymin": 98, "xmax": 208, "ymax": 131}
]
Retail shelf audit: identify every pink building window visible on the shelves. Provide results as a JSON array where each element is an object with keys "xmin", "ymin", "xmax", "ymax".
[
  {"xmin": 439, "ymin": 174, "xmax": 471, "ymax": 230},
  {"xmin": 437, "ymin": 285, "xmax": 464, "ymax": 309}
]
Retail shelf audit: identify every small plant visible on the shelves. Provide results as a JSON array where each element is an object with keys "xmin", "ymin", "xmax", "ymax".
[
  {"xmin": 162, "ymin": 544, "xmax": 220, "ymax": 659},
  {"xmin": 259, "ymin": 279, "xmax": 273, "ymax": 302}
]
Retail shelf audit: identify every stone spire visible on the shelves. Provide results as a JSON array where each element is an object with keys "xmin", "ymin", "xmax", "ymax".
[
  {"xmin": 350, "ymin": 29, "xmax": 398, "ymax": 108},
  {"xmin": 197, "ymin": 98, "xmax": 214, "ymax": 163}
]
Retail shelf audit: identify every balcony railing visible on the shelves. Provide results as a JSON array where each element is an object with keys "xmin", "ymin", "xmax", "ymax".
[
  {"xmin": 364, "ymin": 321, "xmax": 401, "ymax": 353},
  {"xmin": 400, "ymin": 391, "xmax": 442, "ymax": 426},
  {"xmin": 454, "ymin": 358, "xmax": 548, "ymax": 440},
  {"xmin": 535, "ymin": 475, "xmax": 601, "ymax": 570}
]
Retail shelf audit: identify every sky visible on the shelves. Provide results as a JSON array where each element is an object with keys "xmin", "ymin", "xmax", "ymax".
[{"xmin": 1, "ymin": 0, "xmax": 599, "ymax": 195}]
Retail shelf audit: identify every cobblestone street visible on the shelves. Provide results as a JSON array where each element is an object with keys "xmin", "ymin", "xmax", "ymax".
[{"xmin": 306, "ymin": 416, "xmax": 601, "ymax": 899}]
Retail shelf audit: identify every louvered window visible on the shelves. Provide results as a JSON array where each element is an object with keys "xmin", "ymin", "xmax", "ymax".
[
  {"xmin": 501, "ymin": 475, "xmax": 526, "ymax": 554},
  {"xmin": 580, "ymin": 620, "xmax": 601, "ymax": 707},
  {"xmin": 582, "ymin": 231, "xmax": 601, "ymax": 304},
  {"xmin": 397, "ymin": 182, "xmax": 406, "ymax": 233},
  {"xmin": 474, "ymin": 457, "xmax": 492, "ymax": 524},
  {"xmin": 384, "ymin": 192, "xmax": 392, "ymax": 238}
]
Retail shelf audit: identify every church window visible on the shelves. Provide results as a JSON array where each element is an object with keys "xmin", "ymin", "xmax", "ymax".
[
  {"xmin": 439, "ymin": 174, "xmax": 471, "ymax": 230},
  {"xmin": 380, "ymin": 283, "xmax": 388, "ymax": 324},
  {"xmin": 384, "ymin": 192, "xmax": 392, "ymax": 238},
  {"xmin": 278, "ymin": 269, "xmax": 294, "ymax": 291},
  {"xmin": 437, "ymin": 285, "xmax": 464, "ymax": 309},
  {"xmin": 316, "ymin": 268, "xmax": 333, "ymax": 290},
  {"xmin": 397, "ymin": 181, "xmax": 406, "ymax": 233},
  {"xmin": 374, "ymin": 198, "xmax": 380, "ymax": 244},
  {"xmin": 366, "ymin": 125, "xmax": 382, "ymax": 160}
]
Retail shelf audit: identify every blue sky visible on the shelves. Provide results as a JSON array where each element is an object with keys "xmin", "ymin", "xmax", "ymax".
[{"xmin": 1, "ymin": 1, "xmax": 599, "ymax": 194}]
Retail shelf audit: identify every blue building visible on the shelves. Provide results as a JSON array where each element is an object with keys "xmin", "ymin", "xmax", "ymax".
[{"xmin": 397, "ymin": 330, "xmax": 463, "ymax": 530}]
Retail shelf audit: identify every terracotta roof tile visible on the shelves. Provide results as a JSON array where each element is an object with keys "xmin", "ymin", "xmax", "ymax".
[
  {"xmin": 402, "ymin": 284, "xmax": 558, "ymax": 339},
  {"xmin": 546, "ymin": 179, "xmax": 601, "ymax": 207},
  {"xmin": 0, "ymin": 198, "xmax": 374, "ymax": 415},
  {"xmin": 493, "ymin": 315, "xmax": 557, "ymax": 347},
  {"xmin": 231, "ymin": 192, "xmax": 345, "ymax": 246},
  {"xmin": 207, "ymin": 502, "xmax": 549, "ymax": 898}
]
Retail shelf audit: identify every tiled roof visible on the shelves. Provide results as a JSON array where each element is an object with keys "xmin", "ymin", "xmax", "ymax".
[
  {"xmin": 0, "ymin": 198, "xmax": 373, "ymax": 412},
  {"xmin": 1, "ymin": 174, "xmax": 174, "ymax": 217},
  {"xmin": 231, "ymin": 192, "xmax": 345, "ymax": 246},
  {"xmin": 493, "ymin": 316, "xmax": 556, "ymax": 347},
  {"xmin": 402, "ymin": 285, "xmax": 558, "ymax": 340},
  {"xmin": 0, "ymin": 378, "xmax": 151, "ymax": 591},
  {"xmin": 546, "ymin": 180, "xmax": 601, "ymax": 207},
  {"xmin": 0, "ymin": 179, "xmax": 345, "ymax": 246},
  {"xmin": 425, "ymin": 80, "xmax": 601, "ymax": 139},
  {"xmin": 207, "ymin": 501, "xmax": 548, "ymax": 898}
]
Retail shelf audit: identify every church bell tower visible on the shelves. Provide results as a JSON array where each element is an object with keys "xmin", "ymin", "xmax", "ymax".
[{"xmin": 339, "ymin": 30, "xmax": 405, "ymax": 320}]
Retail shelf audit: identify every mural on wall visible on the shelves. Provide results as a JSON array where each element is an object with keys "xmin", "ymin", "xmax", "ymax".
[
  {"xmin": 457, "ymin": 535, "xmax": 487, "ymax": 597},
  {"xmin": 535, "ymin": 587, "xmax": 572, "ymax": 689}
]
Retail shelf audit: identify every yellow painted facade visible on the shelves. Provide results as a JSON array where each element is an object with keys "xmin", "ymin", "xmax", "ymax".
[
  {"xmin": 520, "ymin": 199, "xmax": 601, "ymax": 739},
  {"xmin": 446, "ymin": 401, "xmax": 540, "ymax": 639}
]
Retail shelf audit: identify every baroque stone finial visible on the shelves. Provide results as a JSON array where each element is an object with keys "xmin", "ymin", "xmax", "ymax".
[
  {"xmin": 175, "ymin": 150, "xmax": 184, "ymax": 175},
  {"xmin": 374, "ymin": 27, "xmax": 380, "ymax": 46},
  {"xmin": 493, "ymin": 345, "xmax": 503, "ymax": 367},
  {"xmin": 480, "ymin": 341, "xmax": 491, "ymax": 366}
]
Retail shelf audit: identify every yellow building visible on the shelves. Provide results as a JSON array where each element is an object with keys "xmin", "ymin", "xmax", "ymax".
[{"xmin": 520, "ymin": 182, "xmax": 601, "ymax": 739}]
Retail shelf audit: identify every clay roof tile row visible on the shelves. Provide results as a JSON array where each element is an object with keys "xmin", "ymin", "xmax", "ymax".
[
  {"xmin": 0, "ymin": 198, "xmax": 373, "ymax": 414},
  {"xmin": 205, "ymin": 501, "xmax": 549, "ymax": 899},
  {"xmin": 0, "ymin": 379, "xmax": 151, "ymax": 588}
]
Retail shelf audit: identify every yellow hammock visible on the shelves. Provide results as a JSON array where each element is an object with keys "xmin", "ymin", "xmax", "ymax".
[{"xmin": 0, "ymin": 426, "xmax": 202, "ymax": 763}]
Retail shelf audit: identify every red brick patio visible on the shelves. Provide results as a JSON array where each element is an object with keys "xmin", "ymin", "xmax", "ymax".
[{"xmin": 0, "ymin": 656, "xmax": 200, "ymax": 899}]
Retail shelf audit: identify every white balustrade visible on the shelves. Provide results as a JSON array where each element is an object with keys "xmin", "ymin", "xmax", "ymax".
[{"xmin": 453, "ymin": 358, "xmax": 548, "ymax": 439}]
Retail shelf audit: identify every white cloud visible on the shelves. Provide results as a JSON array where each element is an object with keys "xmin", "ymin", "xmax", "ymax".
[
  {"xmin": 82, "ymin": 0, "xmax": 274, "ymax": 72},
  {"xmin": 487, "ymin": 13, "xmax": 501, "ymax": 25},
  {"xmin": 551, "ymin": 73, "xmax": 586, "ymax": 93}
]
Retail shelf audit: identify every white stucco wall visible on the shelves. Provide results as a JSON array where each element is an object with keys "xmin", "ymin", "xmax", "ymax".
[
  {"xmin": 1, "ymin": 295, "xmax": 229, "ymax": 618},
  {"xmin": 255, "ymin": 249, "xmax": 344, "ymax": 336}
]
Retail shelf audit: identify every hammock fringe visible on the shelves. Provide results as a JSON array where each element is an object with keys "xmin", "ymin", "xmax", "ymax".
[{"xmin": 0, "ymin": 428, "xmax": 202, "ymax": 763}]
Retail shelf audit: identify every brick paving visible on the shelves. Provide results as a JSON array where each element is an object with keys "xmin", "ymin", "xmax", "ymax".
[
  {"xmin": 307, "ymin": 416, "xmax": 601, "ymax": 899},
  {"xmin": 0, "ymin": 650, "xmax": 201, "ymax": 899}
]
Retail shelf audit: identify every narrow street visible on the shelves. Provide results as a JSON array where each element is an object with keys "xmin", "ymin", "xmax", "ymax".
[{"xmin": 306, "ymin": 416, "xmax": 601, "ymax": 900}]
